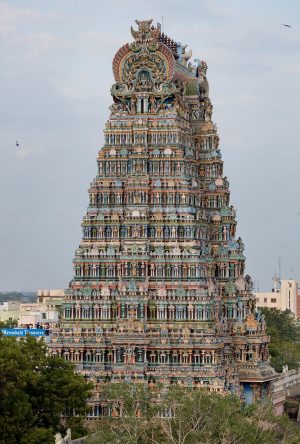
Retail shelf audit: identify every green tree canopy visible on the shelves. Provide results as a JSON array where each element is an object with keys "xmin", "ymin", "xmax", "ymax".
[
  {"xmin": 86, "ymin": 383, "xmax": 300, "ymax": 444},
  {"xmin": 0, "ymin": 319, "xmax": 18, "ymax": 328},
  {"xmin": 260, "ymin": 308, "xmax": 300, "ymax": 372},
  {"xmin": 0, "ymin": 335, "xmax": 92, "ymax": 444}
]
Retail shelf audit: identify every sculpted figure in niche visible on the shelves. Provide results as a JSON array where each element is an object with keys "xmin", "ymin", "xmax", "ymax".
[
  {"xmin": 182, "ymin": 327, "xmax": 190, "ymax": 341},
  {"xmin": 199, "ymin": 101, "xmax": 206, "ymax": 119},
  {"xmin": 248, "ymin": 298, "xmax": 255, "ymax": 313},
  {"xmin": 124, "ymin": 347, "xmax": 135, "ymax": 364},
  {"xmin": 132, "ymin": 226, "xmax": 139, "ymax": 238},
  {"xmin": 230, "ymin": 205, "xmax": 236, "ymax": 217},
  {"xmin": 131, "ymin": 96, "xmax": 137, "ymax": 114},
  {"xmin": 149, "ymin": 96, "xmax": 156, "ymax": 114},
  {"xmin": 156, "ymin": 226, "xmax": 162, "ymax": 237},
  {"xmin": 237, "ymin": 237, "xmax": 245, "ymax": 253},
  {"xmin": 205, "ymin": 101, "xmax": 213, "ymax": 121},
  {"xmin": 109, "ymin": 103, "xmax": 119, "ymax": 115},
  {"xmin": 207, "ymin": 278, "xmax": 217, "ymax": 296},
  {"xmin": 245, "ymin": 274, "xmax": 254, "ymax": 291},
  {"xmin": 235, "ymin": 275, "xmax": 246, "ymax": 292},
  {"xmin": 191, "ymin": 106, "xmax": 200, "ymax": 120}
]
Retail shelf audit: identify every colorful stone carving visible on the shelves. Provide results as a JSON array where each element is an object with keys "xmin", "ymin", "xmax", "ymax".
[{"xmin": 50, "ymin": 20, "xmax": 276, "ymax": 402}]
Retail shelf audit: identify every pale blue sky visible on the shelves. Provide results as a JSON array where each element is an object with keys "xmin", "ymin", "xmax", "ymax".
[{"xmin": 0, "ymin": 0, "xmax": 299, "ymax": 291}]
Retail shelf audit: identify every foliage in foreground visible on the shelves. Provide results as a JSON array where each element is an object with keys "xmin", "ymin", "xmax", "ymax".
[
  {"xmin": 0, "ymin": 335, "xmax": 92, "ymax": 444},
  {"xmin": 260, "ymin": 308, "xmax": 300, "ymax": 372},
  {"xmin": 86, "ymin": 383, "xmax": 300, "ymax": 444},
  {"xmin": 0, "ymin": 319, "xmax": 18, "ymax": 328}
]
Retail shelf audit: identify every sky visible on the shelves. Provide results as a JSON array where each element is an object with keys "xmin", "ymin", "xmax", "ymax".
[{"xmin": 0, "ymin": 0, "xmax": 299, "ymax": 292}]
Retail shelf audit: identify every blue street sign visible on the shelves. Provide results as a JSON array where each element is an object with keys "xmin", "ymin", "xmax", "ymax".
[{"xmin": 0, "ymin": 328, "xmax": 45, "ymax": 337}]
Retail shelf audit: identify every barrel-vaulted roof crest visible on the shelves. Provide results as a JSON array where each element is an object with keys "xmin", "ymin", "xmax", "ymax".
[{"xmin": 112, "ymin": 20, "xmax": 175, "ymax": 84}]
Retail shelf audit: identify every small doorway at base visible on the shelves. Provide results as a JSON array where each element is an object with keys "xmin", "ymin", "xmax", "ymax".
[{"xmin": 242, "ymin": 383, "xmax": 254, "ymax": 405}]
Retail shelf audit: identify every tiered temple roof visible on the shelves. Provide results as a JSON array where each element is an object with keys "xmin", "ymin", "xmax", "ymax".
[{"xmin": 50, "ymin": 19, "xmax": 276, "ymax": 405}]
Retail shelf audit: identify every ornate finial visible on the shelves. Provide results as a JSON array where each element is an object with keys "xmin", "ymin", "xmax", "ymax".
[
  {"xmin": 134, "ymin": 19, "xmax": 153, "ymax": 35},
  {"xmin": 130, "ymin": 19, "xmax": 159, "ymax": 52}
]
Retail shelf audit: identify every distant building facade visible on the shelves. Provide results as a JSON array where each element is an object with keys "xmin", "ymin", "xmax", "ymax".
[
  {"xmin": 255, "ymin": 276, "xmax": 299, "ymax": 318},
  {"xmin": 19, "ymin": 290, "xmax": 65, "ymax": 327},
  {"xmin": 36, "ymin": 289, "xmax": 65, "ymax": 324},
  {"xmin": 0, "ymin": 300, "xmax": 21, "ymax": 323},
  {"xmin": 0, "ymin": 290, "xmax": 64, "ymax": 327}
]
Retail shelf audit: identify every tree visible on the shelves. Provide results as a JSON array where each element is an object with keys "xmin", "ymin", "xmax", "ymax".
[
  {"xmin": 152, "ymin": 386, "xmax": 268, "ymax": 444},
  {"xmin": 261, "ymin": 308, "xmax": 300, "ymax": 342},
  {"xmin": 86, "ymin": 384, "xmax": 300, "ymax": 444},
  {"xmin": 87, "ymin": 382, "xmax": 157, "ymax": 444},
  {"xmin": 0, "ymin": 319, "xmax": 18, "ymax": 328},
  {"xmin": 260, "ymin": 308, "xmax": 300, "ymax": 372},
  {"xmin": 0, "ymin": 335, "xmax": 92, "ymax": 444}
]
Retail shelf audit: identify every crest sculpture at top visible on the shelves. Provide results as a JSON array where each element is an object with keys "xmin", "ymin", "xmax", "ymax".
[
  {"xmin": 111, "ymin": 20, "xmax": 177, "ymax": 116},
  {"xmin": 130, "ymin": 19, "xmax": 160, "ymax": 51}
]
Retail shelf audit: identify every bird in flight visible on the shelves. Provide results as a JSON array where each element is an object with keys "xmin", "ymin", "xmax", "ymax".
[
  {"xmin": 282, "ymin": 24, "xmax": 292, "ymax": 28},
  {"xmin": 16, "ymin": 140, "xmax": 20, "ymax": 147}
]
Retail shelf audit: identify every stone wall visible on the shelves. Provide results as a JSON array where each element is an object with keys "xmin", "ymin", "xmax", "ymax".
[{"xmin": 271, "ymin": 366, "xmax": 300, "ymax": 415}]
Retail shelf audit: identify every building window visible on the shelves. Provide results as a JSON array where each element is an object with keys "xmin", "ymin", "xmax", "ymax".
[
  {"xmin": 264, "ymin": 298, "xmax": 267, "ymax": 303},
  {"xmin": 271, "ymin": 298, "xmax": 277, "ymax": 303}
]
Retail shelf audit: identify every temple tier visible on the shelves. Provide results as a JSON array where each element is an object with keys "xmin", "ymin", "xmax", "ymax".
[{"xmin": 50, "ymin": 19, "xmax": 276, "ymax": 403}]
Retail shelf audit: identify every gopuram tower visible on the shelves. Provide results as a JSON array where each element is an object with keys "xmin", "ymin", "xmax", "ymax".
[{"xmin": 50, "ymin": 20, "xmax": 276, "ymax": 403}]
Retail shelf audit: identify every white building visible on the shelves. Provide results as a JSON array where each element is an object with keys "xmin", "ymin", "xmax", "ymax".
[
  {"xmin": 0, "ymin": 290, "xmax": 65, "ymax": 328},
  {"xmin": 0, "ymin": 300, "xmax": 21, "ymax": 323},
  {"xmin": 18, "ymin": 290, "xmax": 65, "ymax": 328},
  {"xmin": 254, "ymin": 276, "xmax": 299, "ymax": 317},
  {"xmin": 18, "ymin": 302, "xmax": 45, "ymax": 327},
  {"xmin": 37, "ymin": 289, "xmax": 65, "ymax": 324}
]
